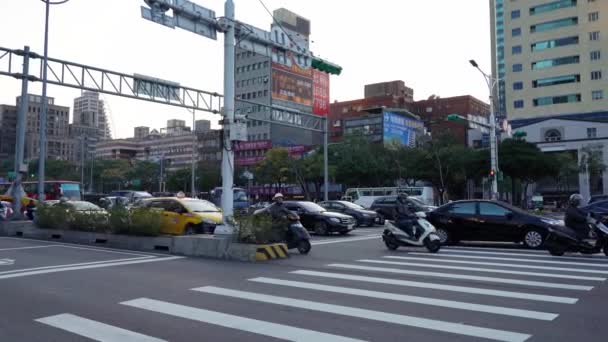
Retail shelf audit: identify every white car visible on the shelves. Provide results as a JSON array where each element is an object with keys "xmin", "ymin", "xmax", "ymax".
[{"xmin": 0, "ymin": 201, "xmax": 14, "ymax": 220}]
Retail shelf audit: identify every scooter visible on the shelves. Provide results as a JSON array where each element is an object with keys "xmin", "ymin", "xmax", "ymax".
[
  {"xmin": 253, "ymin": 208, "xmax": 311, "ymax": 255},
  {"xmin": 382, "ymin": 212, "xmax": 442, "ymax": 253},
  {"xmin": 545, "ymin": 214, "xmax": 608, "ymax": 256}
]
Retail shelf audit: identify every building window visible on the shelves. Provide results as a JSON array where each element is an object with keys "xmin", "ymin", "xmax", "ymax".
[
  {"xmin": 590, "ymin": 31, "xmax": 600, "ymax": 40},
  {"xmin": 513, "ymin": 82, "xmax": 524, "ymax": 90},
  {"xmin": 532, "ymin": 55, "xmax": 579, "ymax": 69},
  {"xmin": 591, "ymin": 50, "xmax": 601, "ymax": 60},
  {"xmin": 531, "ymin": 17, "xmax": 578, "ymax": 33},
  {"xmin": 512, "ymin": 45, "xmax": 522, "ymax": 54},
  {"xmin": 533, "ymin": 74, "xmax": 580, "ymax": 88},
  {"xmin": 531, "ymin": 36, "xmax": 578, "ymax": 51},
  {"xmin": 534, "ymin": 94, "xmax": 581, "ymax": 106},
  {"xmin": 591, "ymin": 71, "xmax": 602, "ymax": 80},
  {"xmin": 530, "ymin": 0, "xmax": 577, "ymax": 15},
  {"xmin": 512, "ymin": 28, "xmax": 522, "ymax": 37},
  {"xmin": 592, "ymin": 90, "xmax": 604, "ymax": 100},
  {"xmin": 512, "ymin": 63, "xmax": 523, "ymax": 72},
  {"xmin": 511, "ymin": 10, "xmax": 521, "ymax": 19},
  {"xmin": 514, "ymin": 100, "xmax": 524, "ymax": 108},
  {"xmin": 589, "ymin": 12, "xmax": 599, "ymax": 22},
  {"xmin": 545, "ymin": 129, "xmax": 562, "ymax": 142},
  {"xmin": 587, "ymin": 128, "xmax": 597, "ymax": 139}
]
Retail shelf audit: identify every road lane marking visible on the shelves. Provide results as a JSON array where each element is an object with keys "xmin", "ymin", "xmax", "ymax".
[
  {"xmin": 439, "ymin": 250, "xmax": 608, "ymax": 263},
  {"xmin": 0, "ymin": 245, "xmax": 60, "ymax": 251},
  {"xmin": 0, "ymin": 258, "xmax": 15, "ymax": 266},
  {"xmin": 311, "ymin": 235, "xmax": 381, "ymax": 246},
  {"xmin": 249, "ymin": 277, "xmax": 558, "ymax": 321},
  {"xmin": 358, "ymin": 259, "xmax": 605, "ymax": 281},
  {"xmin": 0, "ymin": 256, "xmax": 154, "ymax": 275},
  {"xmin": 327, "ymin": 264, "xmax": 592, "ymax": 290},
  {"xmin": 0, "ymin": 256, "xmax": 183, "ymax": 280},
  {"xmin": 36, "ymin": 313, "xmax": 166, "ymax": 342},
  {"xmin": 290, "ymin": 270, "xmax": 577, "ymax": 304},
  {"xmin": 122, "ymin": 298, "xmax": 367, "ymax": 342},
  {"xmin": 445, "ymin": 246, "xmax": 547, "ymax": 254},
  {"xmin": 0, "ymin": 237, "xmax": 168, "ymax": 257},
  {"xmin": 431, "ymin": 253, "xmax": 608, "ymax": 268},
  {"xmin": 400, "ymin": 254, "xmax": 608, "ymax": 275},
  {"xmin": 193, "ymin": 286, "xmax": 532, "ymax": 342}
]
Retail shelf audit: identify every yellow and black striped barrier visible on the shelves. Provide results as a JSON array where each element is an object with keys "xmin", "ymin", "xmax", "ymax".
[{"xmin": 256, "ymin": 243, "xmax": 290, "ymax": 261}]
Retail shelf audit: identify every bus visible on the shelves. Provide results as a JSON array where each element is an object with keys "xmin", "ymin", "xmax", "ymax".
[
  {"xmin": 0, "ymin": 180, "xmax": 81, "ymax": 201},
  {"xmin": 342, "ymin": 186, "xmax": 435, "ymax": 208}
]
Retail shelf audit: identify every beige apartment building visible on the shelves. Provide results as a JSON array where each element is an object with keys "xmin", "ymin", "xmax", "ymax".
[{"xmin": 492, "ymin": 0, "xmax": 607, "ymax": 122}]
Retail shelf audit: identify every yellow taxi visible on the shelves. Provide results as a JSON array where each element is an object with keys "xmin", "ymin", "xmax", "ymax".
[
  {"xmin": 141, "ymin": 196, "xmax": 223, "ymax": 235},
  {"xmin": 0, "ymin": 195, "xmax": 38, "ymax": 207}
]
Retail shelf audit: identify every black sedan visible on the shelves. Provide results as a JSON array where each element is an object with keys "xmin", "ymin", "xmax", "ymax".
[
  {"xmin": 370, "ymin": 196, "xmax": 437, "ymax": 224},
  {"xmin": 284, "ymin": 201, "xmax": 356, "ymax": 235},
  {"xmin": 319, "ymin": 200, "xmax": 378, "ymax": 227},
  {"xmin": 427, "ymin": 200, "xmax": 564, "ymax": 248}
]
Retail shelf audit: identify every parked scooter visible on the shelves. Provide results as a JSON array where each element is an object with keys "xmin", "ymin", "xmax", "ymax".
[
  {"xmin": 545, "ymin": 214, "xmax": 608, "ymax": 256},
  {"xmin": 382, "ymin": 212, "xmax": 442, "ymax": 253},
  {"xmin": 253, "ymin": 208, "xmax": 311, "ymax": 255}
]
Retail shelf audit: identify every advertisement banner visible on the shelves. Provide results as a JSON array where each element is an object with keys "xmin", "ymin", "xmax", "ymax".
[
  {"xmin": 233, "ymin": 140, "xmax": 272, "ymax": 151},
  {"xmin": 235, "ymin": 156, "xmax": 265, "ymax": 166},
  {"xmin": 272, "ymin": 52, "xmax": 313, "ymax": 106},
  {"xmin": 383, "ymin": 112, "xmax": 420, "ymax": 147},
  {"xmin": 312, "ymin": 70, "xmax": 330, "ymax": 116}
]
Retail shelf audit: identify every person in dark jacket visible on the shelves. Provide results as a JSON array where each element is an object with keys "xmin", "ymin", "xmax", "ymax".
[
  {"xmin": 565, "ymin": 194, "xmax": 590, "ymax": 240},
  {"xmin": 394, "ymin": 193, "xmax": 418, "ymax": 238},
  {"xmin": 266, "ymin": 193, "xmax": 291, "ymax": 220}
]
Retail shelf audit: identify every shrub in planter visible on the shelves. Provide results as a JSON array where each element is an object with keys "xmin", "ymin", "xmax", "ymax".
[
  {"xmin": 122, "ymin": 208, "xmax": 162, "ymax": 236},
  {"xmin": 235, "ymin": 213, "xmax": 282, "ymax": 244},
  {"xmin": 108, "ymin": 206, "xmax": 130, "ymax": 233},
  {"xmin": 69, "ymin": 210, "xmax": 110, "ymax": 233},
  {"xmin": 34, "ymin": 204, "xmax": 71, "ymax": 230}
]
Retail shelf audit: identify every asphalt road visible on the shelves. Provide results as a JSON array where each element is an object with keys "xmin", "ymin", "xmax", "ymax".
[{"xmin": 1, "ymin": 227, "xmax": 607, "ymax": 342}]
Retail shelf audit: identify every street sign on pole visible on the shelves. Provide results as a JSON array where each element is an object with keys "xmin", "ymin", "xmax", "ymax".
[{"xmin": 141, "ymin": 0, "xmax": 217, "ymax": 40}]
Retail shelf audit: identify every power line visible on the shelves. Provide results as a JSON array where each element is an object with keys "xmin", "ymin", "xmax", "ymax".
[{"xmin": 256, "ymin": 0, "xmax": 307, "ymax": 54}]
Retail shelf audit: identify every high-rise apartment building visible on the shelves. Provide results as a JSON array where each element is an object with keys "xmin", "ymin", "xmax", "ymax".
[
  {"xmin": 72, "ymin": 91, "xmax": 110, "ymax": 139},
  {"xmin": 0, "ymin": 104, "xmax": 17, "ymax": 161},
  {"xmin": 491, "ymin": 0, "xmax": 607, "ymax": 123},
  {"xmin": 21, "ymin": 95, "xmax": 72, "ymax": 161}
]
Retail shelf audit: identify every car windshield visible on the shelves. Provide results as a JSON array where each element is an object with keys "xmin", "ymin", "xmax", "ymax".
[
  {"xmin": 182, "ymin": 200, "xmax": 220, "ymax": 213},
  {"xmin": 339, "ymin": 201, "xmax": 365, "ymax": 210},
  {"xmin": 491, "ymin": 201, "xmax": 527, "ymax": 215},
  {"xmin": 298, "ymin": 202, "xmax": 326, "ymax": 213},
  {"xmin": 133, "ymin": 192, "xmax": 152, "ymax": 198},
  {"xmin": 70, "ymin": 201, "xmax": 103, "ymax": 211}
]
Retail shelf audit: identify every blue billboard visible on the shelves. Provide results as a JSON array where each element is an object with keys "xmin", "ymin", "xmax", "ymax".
[{"xmin": 383, "ymin": 111, "xmax": 422, "ymax": 147}]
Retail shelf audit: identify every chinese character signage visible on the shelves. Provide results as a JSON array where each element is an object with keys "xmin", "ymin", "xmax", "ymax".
[{"xmin": 313, "ymin": 69, "xmax": 330, "ymax": 116}]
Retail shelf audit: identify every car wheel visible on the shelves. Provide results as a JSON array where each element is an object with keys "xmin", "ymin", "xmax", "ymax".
[
  {"xmin": 523, "ymin": 229, "xmax": 545, "ymax": 249},
  {"xmin": 184, "ymin": 224, "xmax": 196, "ymax": 235},
  {"xmin": 314, "ymin": 222, "xmax": 329, "ymax": 236},
  {"xmin": 435, "ymin": 228, "xmax": 450, "ymax": 245}
]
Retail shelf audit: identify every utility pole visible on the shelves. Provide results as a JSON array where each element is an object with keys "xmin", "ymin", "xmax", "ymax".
[
  {"xmin": 220, "ymin": 0, "xmax": 235, "ymax": 220},
  {"xmin": 191, "ymin": 110, "xmax": 197, "ymax": 198},
  {"xmin": 323, "ymin": 117, "xmax": 328, "ymax": 201},
  {"xmin": 10, "ymin": 46, "xmax": 31, "ymax": 220},
  {"xmin": 80, "ymin": 137, "xmax": 85, "ymax": 191}
]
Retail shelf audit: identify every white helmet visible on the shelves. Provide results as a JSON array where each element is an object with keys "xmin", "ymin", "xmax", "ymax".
[{"xmin": 273, "ymin": 193, "xmax": 284, "ymax": 200}]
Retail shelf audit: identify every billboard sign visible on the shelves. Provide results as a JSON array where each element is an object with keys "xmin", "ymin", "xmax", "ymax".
[
  {"xmin": 272, "ymin": 52, "xmax": 313, "ymax": 106},
  {"xmin": 312, "ymin": 70, "xmax": 330, "ymax": 116},
  {"xmin": 134, "ymin": 74, "xmax": 180, "ymax": 102},
  {"xmin": 233, "ymin": 140, "xmax": 272, "ymax": 151},
  {"xmin": 383, "ymin": 111, "xmax": 421, "ymax": 147}
]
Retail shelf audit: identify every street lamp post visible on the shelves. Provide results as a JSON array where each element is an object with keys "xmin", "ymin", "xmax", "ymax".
[
  {"xmin": 38, "ymin": 0, "xmax": 71, "ymax": 202},
  {"xmin": 189, "ymin": 109, "xmax": 197, "ymax": 198},
  {"xmin": 470, "ymin": 59, "xmax": 500, "ymax": 201}
]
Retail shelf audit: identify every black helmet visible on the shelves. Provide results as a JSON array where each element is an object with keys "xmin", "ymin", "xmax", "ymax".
[{"xmin": 569, "ymin": 194, "xmax": 583, "ymax": 207}]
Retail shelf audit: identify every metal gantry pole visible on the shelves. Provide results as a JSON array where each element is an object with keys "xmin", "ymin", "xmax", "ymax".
[
  {"xmin": 220, "ymin": 0, "xmax": 236, "ymax": 221},
  {"xmin": 11, "ymin": 46, "xmax": 31, "ymax": 219},
  {"xmin": 488, "ymin": 79, "xmax": 499, "ymax": 201},
  {"xmin": 80, "ymin": 137, "xmax": 85, "ymax": 190},
  {"xmin": 191, "ymin": 110, "xmax": 197, "ymax": 197},
  {"xmin": 38, "ymin": 0, "xmax": 51, "ymax": 202},
  {"xmin": 323, "ymin": 117, "xmax": 329, "ymax": 201}
]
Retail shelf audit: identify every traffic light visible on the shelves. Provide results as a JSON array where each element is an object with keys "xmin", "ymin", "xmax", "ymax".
[{"xmin": 489, "ymin": 169, "xmax": 496, "ymax": 178}]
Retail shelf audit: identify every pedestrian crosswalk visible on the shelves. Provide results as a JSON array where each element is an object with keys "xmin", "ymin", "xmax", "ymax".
[{"xmin": 35, "ymin": 246, "xmax": 608, "ymax": 342}]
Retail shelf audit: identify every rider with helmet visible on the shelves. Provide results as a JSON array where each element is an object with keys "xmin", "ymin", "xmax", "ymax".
[
  {"xmin": 394, "ymin": 193, "xmax": 419, "ymax": 239},
  {"xmin": 267, "ymin": 193, "xmax": 292, "ymax": 221},
  {"xmin": 565, "ymin": 194, "xmax": 590, "ymax": 241}
]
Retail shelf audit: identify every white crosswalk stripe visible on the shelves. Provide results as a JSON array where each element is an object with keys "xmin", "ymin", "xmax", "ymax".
[
  {"xmin": 428, "ymin": 252, "xmax": 608, "ymax": 268},
  {"xmin": 327, "ymin": 263, "xmax": 594, "ymax": 290},
  {"xmin": 439, "ymin": 249, "xmax": 608, "ymax": 264},
  {"xmin": 122, "ymin": 298, "xmax": 366, "ymax": 342},
  {"xmin": 193, "ymin": 286, "xmax": 532, "ymax": 342},
  {"xmin": 290, "ymin": 270, "xmax": 578, "ymax": 303},
  {"xmin": 392, "ymin": 255, "xmax": 608, "ymax": 274},
  {"xmin": 249, "ymin": 277, "xmax": 559, "ymax": 320},
  {"xmin": 36, "ymin": 314, "xmax": 166, "ymax": 342},
  {"xmin": 357, "ymin": 258, "xmax": 606, "ymax": 281}
]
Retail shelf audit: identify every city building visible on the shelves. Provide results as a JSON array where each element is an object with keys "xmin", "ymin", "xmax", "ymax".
[
  {"xmin": 491, "ymin": 0, "xmax": 607, "ymax": 123},
  {"xmin": 343, "ymin": 108, "xmax": 424, "ymax": 147},
  {"xmin": 329, "ymin": 81, "xmax": 414, "ymax": 142},
  {"xmin": 134, "ymin": 126, "xmax": 150, "ymax": 139},
  {"xmin": 0, "ymin": 104, "xmax": 17, "ymax": 161},
  {"xmin": 411, "ymin": 95, "xmax": 490, "ymax": 146},
  {"xmin": 20, "ymin": 95, "xmax": 72, "ymax": 161},
  {"xmin": 72, "ymin": 91, "xmax": 110, "ymax": 139},
  {"xmin": 195, "ymin": 119, "xmax": 211, "ymax": 133},
  {"xmin": 234, "ymin": 8, "xmax": 330, "ymax": 166}
]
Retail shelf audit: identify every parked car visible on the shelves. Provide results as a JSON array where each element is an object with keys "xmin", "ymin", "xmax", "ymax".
[
  {"xmin": 427, "ymin": 200, "xmax": 564, "ymax": 248},
  {"xmin": 582, "ymin": 200, "xmax": 608, "ymax": 220},
  {"xmin": 589, "ymin": 195, "xmax": 608, "ymax": 204},
  {"xmin": 319, "ymin": 200, "xmax": 378, "ymax": 227},
  {"xmin": 370, "ymin": 196, "xmax": 437, "ymax": 224},
  {"xmin": 140, "ymin": 197, "xmax": 223, "ymax": 235},
  {"xmin": 99, "ymin": 196, "xmax": 130, "ymax": 210},
  {"xmin": 284, "ymin": 201, "xmax": 356, "ymax": 236},
  {"xmin": 47, "ymin": 200, "xmax": 106, "ymax": 213},
  {"xmin": 108, "ymin": 190, "xmax": 153, "ymax": 203}
]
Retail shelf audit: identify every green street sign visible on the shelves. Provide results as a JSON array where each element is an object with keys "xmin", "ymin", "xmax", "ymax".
[
  {"xmin": 7, "ymin": 171, "xmax": 16, "ymax": 180},
  {"xmin": 132, "ymin": 179, "xmax": 142, "ymax": 187}
]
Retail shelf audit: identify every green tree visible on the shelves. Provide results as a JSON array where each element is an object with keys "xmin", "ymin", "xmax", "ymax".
[
  {"xmin": 27, "ymin": 159, "xmax": 80, "ymax": 181},
  {"xmin": 579, "ymin": 146, "xmax": 606, "ymax": 195},
  {"xmin": 197, "ymin": 162, "xmax": 222, "ymax": 192},
  {"xmin": 254, "ymin": 148, "xmax": 294, "ymax": 193},
  {"xmin": 166, "ymin": 168, "xmax": 191, "ymax": 192},
  {"xmin": 125, "ymin": 160, "xmax": 159, "ymax": 192}
]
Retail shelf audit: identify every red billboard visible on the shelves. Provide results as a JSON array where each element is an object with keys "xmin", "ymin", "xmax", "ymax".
[
  {"xmin": 272, "ymin": 52, "xmax": 313, "ymax": 106},
  {"xmin": 233, "ymin": 140, "xmax": 272, "ymax": 151},
  {"xmin": 313, "ymin": 70, "xmax": 330, "ymax": 116}
]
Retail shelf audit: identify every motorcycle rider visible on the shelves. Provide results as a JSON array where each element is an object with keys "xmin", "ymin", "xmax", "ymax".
[
  {"xmin": 565, "ymin": 194, "xmax": 591, "ymax": 241},
  {"xmin": 394, "ymin": 193, "xmax": 419, "ymax": 239}
]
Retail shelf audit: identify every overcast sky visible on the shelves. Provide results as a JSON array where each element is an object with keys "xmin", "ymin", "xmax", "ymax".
[{"xmin": 0, "ymin": 0, "xmax": 491, "ymax": 139}]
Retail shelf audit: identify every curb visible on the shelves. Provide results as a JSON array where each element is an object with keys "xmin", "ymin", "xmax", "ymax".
[{"xmin": 255, "ymin": 243, "xmax": 290, "ymax": 261}]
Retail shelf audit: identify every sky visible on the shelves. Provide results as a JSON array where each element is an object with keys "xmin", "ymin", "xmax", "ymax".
[{"xmin": 0, "ymin": 0, "xmax": 492, "ymax": 139}]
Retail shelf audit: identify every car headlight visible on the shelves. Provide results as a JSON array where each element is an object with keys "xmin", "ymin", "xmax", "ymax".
[
  {"xmin": 329, "ymin": 217, "xmax": 341, "ymax": 223},
  {"xmin": 541, "ymin": 218, "xmax": 560, "ymax": 226}
]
